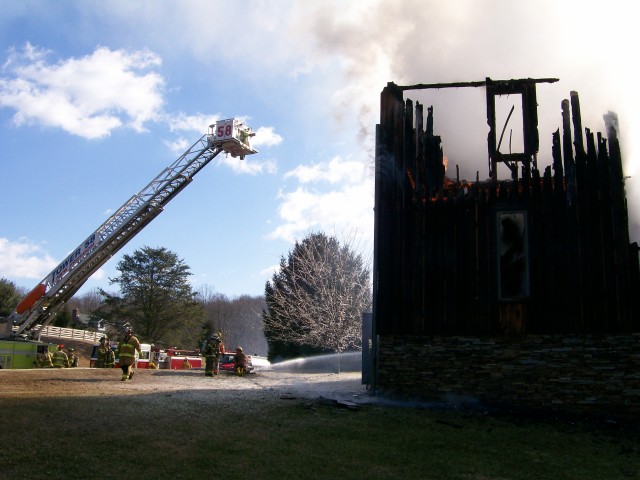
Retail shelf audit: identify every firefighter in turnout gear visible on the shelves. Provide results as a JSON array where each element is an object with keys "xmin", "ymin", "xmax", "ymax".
[
  {"xmin": 52, "ymin": 345, "xmax": 68, "ymax": 368},
  {"xmin": 204, "ymin": 333, "xmax": 224, "ymax": 376},
  {"xmin": 35, "ymin": 347, "xmax": 53, "ymax": 368},
  {"xmin": 117, "ymin": 328, "xmax": 142, "ymax": 381},
  {"xmin": 66, "ymin": 347, "xmax": 78, "ymax": 367},
  {"xmin": 96, "ymin": 336, "xmax": 114, "ymax": 368},
  {"xmin": 234, "ymin": 346, "xmax": 248, "ymax": 376},
  {"xmin": 105, "ymin": 340, "xmax": 116, "ymax": 368}
]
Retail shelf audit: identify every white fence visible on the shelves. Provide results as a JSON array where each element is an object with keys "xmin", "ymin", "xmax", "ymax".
[{"xmin": 38, "ymin": 325, "xmax": 101, "ymax": 344}]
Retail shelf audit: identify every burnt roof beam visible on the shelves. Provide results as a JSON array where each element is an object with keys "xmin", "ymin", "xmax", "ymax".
[{"xmin": 397, "ymin": 77, "xmax": 559, "ymax": 92}]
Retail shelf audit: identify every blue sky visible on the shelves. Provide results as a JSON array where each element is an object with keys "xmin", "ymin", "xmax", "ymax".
[{"xmin": 1, "ymin": 0, "xmax": 638, "ymax": 299}]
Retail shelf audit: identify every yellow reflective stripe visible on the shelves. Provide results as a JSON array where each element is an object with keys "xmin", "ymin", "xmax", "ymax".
[
  {"xmin": 52, "ymin": 352, "xmax": 66, "ymax": 366},
  {"xmin": 119, "ymin": 342, "xmax": 137, "ymax": 357}
]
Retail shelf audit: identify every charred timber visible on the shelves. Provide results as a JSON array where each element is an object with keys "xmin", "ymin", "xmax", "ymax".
[
  {"xmin": 374, "ymin": 79, "xmax": 639, "ymax": 336},
  {"xmin": 396, "ymin": 77, "xmax": 559, "ymax": 92}
]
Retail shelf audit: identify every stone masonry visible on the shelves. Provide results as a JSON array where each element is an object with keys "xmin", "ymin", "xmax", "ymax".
[{"xmin": 377, "ymin": 334, "xmax": 640, "ymax": 418}]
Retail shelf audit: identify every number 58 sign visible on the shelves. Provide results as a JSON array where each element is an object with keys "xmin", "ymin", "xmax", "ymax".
[{"xmin": 216, "ymin": 120, "xmax": 235, "ymax": 140}]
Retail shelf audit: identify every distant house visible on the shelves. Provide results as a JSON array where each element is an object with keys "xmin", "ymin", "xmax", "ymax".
[
  {"xmin": 87, "ymin": 317, "xmax": 107, "ymax": 333},
  {"xmin": 72, "ymin": 308, "xmax": 106, "ymax": 332}
]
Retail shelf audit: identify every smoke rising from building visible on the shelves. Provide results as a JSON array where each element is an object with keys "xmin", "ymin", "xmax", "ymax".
[{"xmin": 290, "ymin": 0, "xmax": 638, "ymax": 238}]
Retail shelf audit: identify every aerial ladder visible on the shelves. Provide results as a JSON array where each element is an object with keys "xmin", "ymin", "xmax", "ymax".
[{"xmin": 0, "ymin": 118, "xmax": 257, "ymax": 344}]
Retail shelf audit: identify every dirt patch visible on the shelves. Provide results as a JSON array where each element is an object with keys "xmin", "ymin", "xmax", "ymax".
[
  {"xmin": 14, "ymin": 342, "xmax": 368, "ymax": 410},
  {"xmin": 41, "ymin": 336, "xmax": 95, "ymax": 367},
  {"xmin": 0, "ymin": 363, "xmax": 367, "ymax": 406}
]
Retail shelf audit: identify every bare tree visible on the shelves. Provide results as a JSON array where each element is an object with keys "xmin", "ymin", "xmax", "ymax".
[
  {"xmin": 68, "ymin": 288, "xmax": 103, "ymax": 316},
  {"xmin": 197, "ymin": 286, "xmax": 267, "ymax": 355},
  {"xmin": 263, "ymin": 232, "xmax": 371, "ymax": 362}
]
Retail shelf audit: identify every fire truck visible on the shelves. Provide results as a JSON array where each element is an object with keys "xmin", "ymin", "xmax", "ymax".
[
  {"xmin": 88, "ymin": 343, "xmax": 204, "ymax": 370},
  {"xmin": 158, "ymin": 348, "xmax": 203, "ymax": 369},
  {"xmin": 0, "ymin": 119, "xmax": 257, "ymax": 369}
]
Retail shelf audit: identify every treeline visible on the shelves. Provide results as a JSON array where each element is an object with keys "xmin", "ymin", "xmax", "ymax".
[
  {"xmin": 3, "ymin": 230, "xmax": 372, "ymax": 363},
  {"xmin": 1, "ymin": 275, "xmax": 267, "ymax": 356},
  {"xmin": 198, "ymin": 287, "xmax": 267, "ymax": 356}
]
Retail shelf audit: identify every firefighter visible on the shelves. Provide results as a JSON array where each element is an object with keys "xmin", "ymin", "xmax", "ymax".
[
  {"xmin": 204, "ymin": 333, "xmax": 224, "ymax": 377},
  {"xmin": 35, "ymin": 347, "xmax": 53, "ymax": 368},
  {"xmin": 96, "ymin": 336, "xmax": 111, "ymax": 368},
  {"xmin": 234, "ymin": 346, "xmax": 248, "ymax": 376},
  {"xmin": 105, "ymin": 340, "xmax": 116, "ymax": 368},
  {"xmin": 117, "ymin": 328, "xmax": 142, "ymax": 381},
  {"xmin": 66, "ymin": 347, "xmax": 78, "ymax": 367},
  {"xmin": 52, "ymin": 345, "xmax": 68, "ymax": 368}
]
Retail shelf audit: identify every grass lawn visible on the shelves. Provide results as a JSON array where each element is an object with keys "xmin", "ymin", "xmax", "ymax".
[{"xmin": 1, "ymin": 390, "xmax": 638, "ymax": 480}]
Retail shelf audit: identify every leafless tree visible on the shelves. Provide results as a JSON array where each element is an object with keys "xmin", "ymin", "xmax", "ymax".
[
  {"xmin": 263, "ymin": 232, "xmax": 371, "ymax": 360},
  {"xmin": 197, "ymin": 286, "xmax": 268, "ymax": 355},
  {"xmin": 67, "ymin": 288, "xmax": 103, "ymax": 316}
]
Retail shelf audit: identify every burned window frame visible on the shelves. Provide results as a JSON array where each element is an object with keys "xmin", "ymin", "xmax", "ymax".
[{"xmin": 497, "ymin": 210, "xmax": 530, "ymax": 301}]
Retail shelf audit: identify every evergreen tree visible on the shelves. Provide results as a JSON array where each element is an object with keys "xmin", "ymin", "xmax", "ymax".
[
  {"xmin": 0, "ymin": 278, "xmax": 21, "ymax": 317},
  {"xmin": 51, "ymin": 306, "xmax": 72, "ymax": 328},
  {"xmin": 262, "ymin": 232, "xmax": 371, "ymax": 362},
  {"xmin": 98, "ymin": 246, "xmax": 203, "ymax": 346}
]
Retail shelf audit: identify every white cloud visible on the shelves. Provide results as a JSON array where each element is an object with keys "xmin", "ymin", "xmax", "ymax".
[
  {"xmin": 88, "ymin": 269, "xmax": 106, "ymax": 282},
  {"xmin": 218, "ymin": 154, "xmax": 277, "ymax": 175},
  {"xmin": 0, "ymin": 237, "xmax": 57, "ymax": 279},
  {"xmin": 0, "ymin": 43, "xmax": 165, "ymax": 139},
  {"xmin": 274, "ymin": 181, "xmax": 373, "ymax": 242},
  {"xmin": 252, "ymin": 126, "xmax": 283, "ymax": 148},
  {"xmin": 167, "ymin": 112, "xmax": 220, "ymax": 133},
  {"xmin": 259, "ymin": 264, "xmax": 280, "ymax": 278},
  {"xmin": 270, "ymin": 156, "xmax": 373, "ymax": 244},
  {"xmin": 284, "ymin": 156, "xmax": 366, "ymax": 184},
  {"xmin": 163, "ymin": 137, "xmax": 191, "ymax": 155}
]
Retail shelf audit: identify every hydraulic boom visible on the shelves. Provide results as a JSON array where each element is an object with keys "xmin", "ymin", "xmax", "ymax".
[{"xmin": 1, "ymin": 118, "xmax": 257, "ymax": 341}]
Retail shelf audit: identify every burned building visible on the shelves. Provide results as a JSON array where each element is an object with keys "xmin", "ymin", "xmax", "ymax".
[{"xmin": 371, "ymin": 78, "xmax": 640, "ymax": 416}]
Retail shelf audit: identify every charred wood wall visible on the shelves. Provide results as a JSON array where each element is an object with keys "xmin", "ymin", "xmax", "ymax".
[{"xmin": 373, "ymin": 82, "xmax": 640, "ymax": 337}]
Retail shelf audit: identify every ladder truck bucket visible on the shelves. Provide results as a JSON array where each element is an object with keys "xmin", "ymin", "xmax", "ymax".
[{"xmin": 209, "ymin": 118, "xmax": 257, "ymax": 160}]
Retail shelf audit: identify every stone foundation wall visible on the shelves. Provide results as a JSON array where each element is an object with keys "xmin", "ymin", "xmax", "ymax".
[{"xmin": 376, "ymin": 334, "xmax": 640, "ymax": 417}]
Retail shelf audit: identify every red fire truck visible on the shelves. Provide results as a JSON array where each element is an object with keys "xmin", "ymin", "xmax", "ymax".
[{"xmin": 157, "ymin": 348, "xmax": 203, "ymax": 369}]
